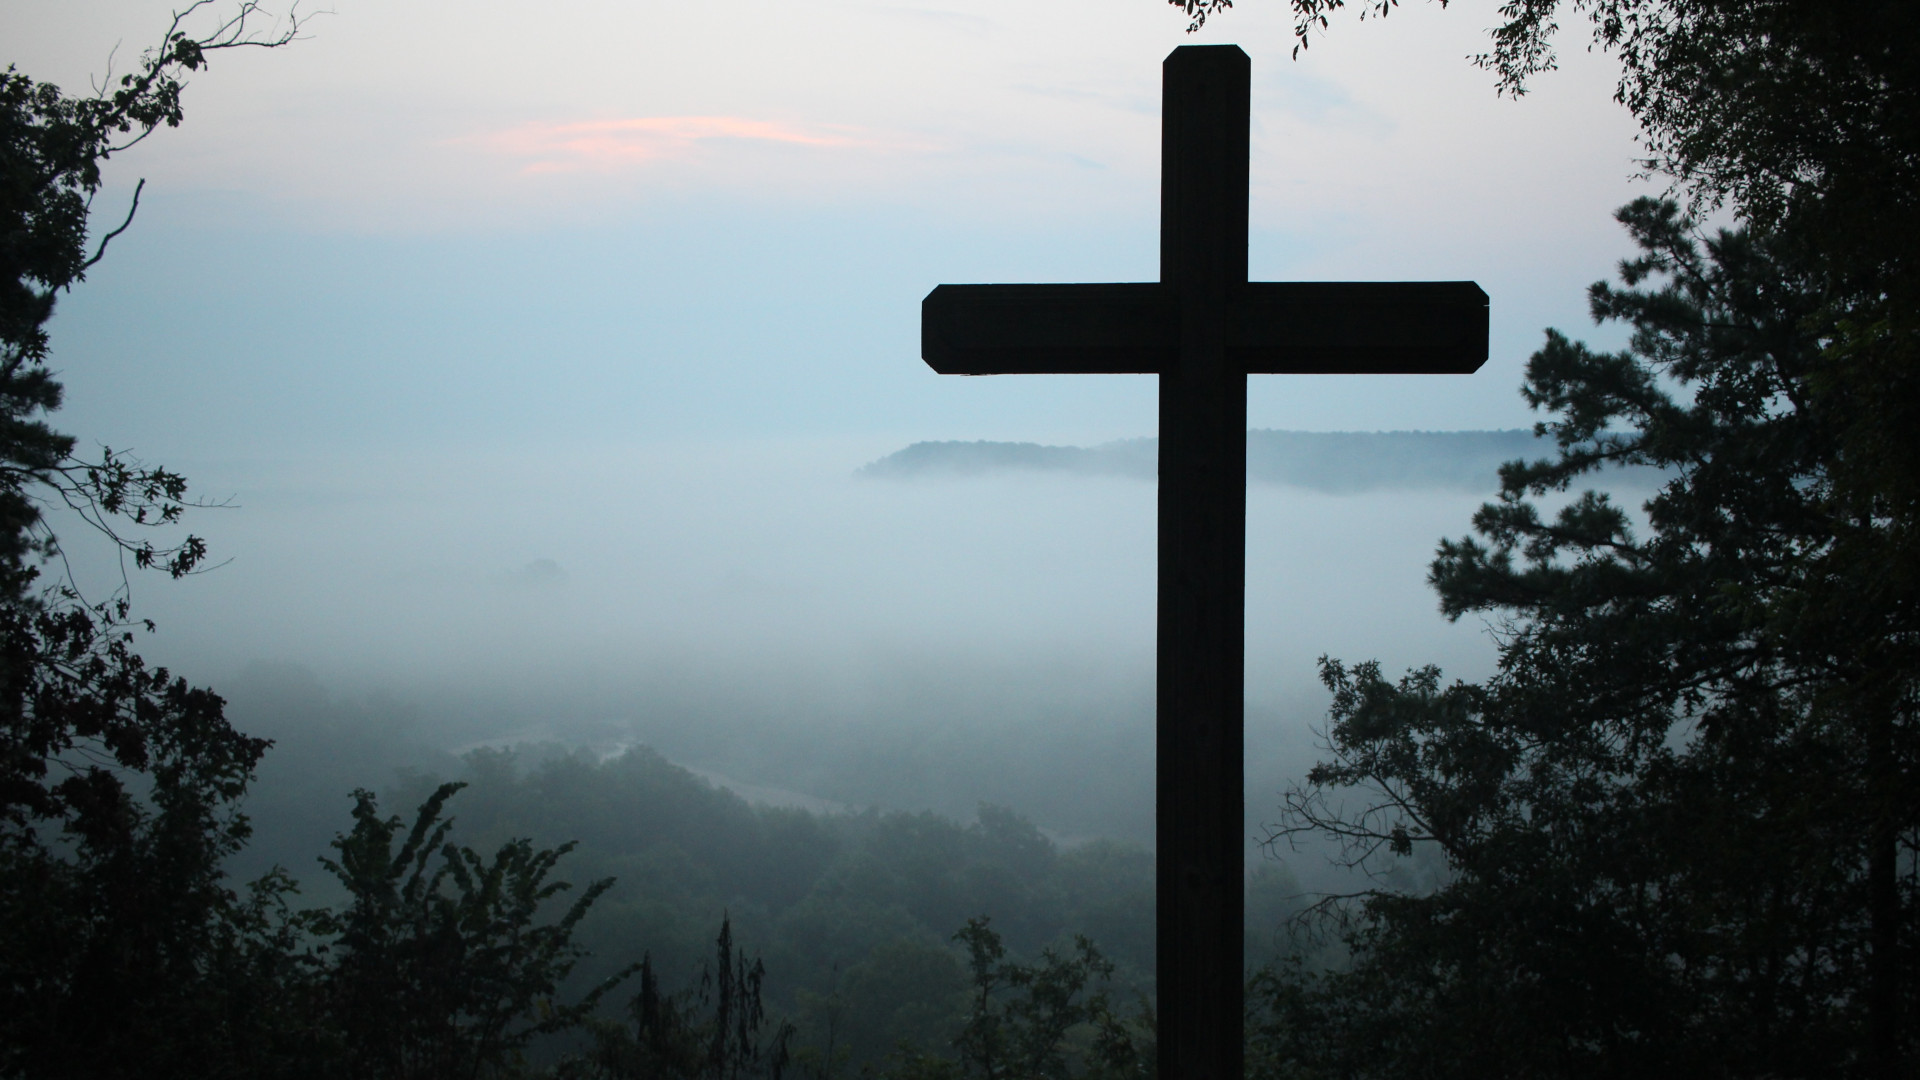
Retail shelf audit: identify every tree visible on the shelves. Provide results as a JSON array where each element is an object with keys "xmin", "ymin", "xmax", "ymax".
[
  {"xmin": 867, "ymin": 918, "xmax": 1149, "ymax": 1080},
  {"xmin": 1262, "ymin": 198, "xmax": 1916, "ymax": 1077},
  {"xmin": 0, "ymin": 6, "xmax": 310, "ymax": 1077},
  {"xmin": 314, "ymin": 782, "xmax": 634, "ymax": 1080},
  {"xmin": 564, "ymin": 916, "xmax": 793, "ymax": 1080}
]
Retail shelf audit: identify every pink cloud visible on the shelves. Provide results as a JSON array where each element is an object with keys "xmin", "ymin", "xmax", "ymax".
[{"xmin": 470, "ymin": 116, "xmax": 882, "ymax": 173}]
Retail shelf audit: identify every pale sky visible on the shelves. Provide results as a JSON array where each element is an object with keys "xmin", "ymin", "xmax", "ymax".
[
  {"xmin": 11, "ymin": 1, "xmax": 1654, "ymax": 772},
  {"xmin": 21, "ymin": 0, "xmax": 1649, "ymax": 453}
]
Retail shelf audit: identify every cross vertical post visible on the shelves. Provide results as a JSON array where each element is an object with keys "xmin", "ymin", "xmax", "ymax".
[{"xmin": 1156, "ymin": 46, "xmax": 1249, "ymax": 1080}]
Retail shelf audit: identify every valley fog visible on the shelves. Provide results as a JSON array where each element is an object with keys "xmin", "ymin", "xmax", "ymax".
[{"xmin": 103, "ymin": 437, "xmax": 1505, "ymax": 866}]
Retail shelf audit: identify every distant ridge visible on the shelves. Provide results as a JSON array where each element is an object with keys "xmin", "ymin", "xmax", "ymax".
[{"xmin": 860, "ymin": 429, "xmax": 1560, "ymax": 494}]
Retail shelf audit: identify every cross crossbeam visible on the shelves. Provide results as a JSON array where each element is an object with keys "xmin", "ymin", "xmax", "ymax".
[
  {"xmin": 924, "ymin": 281, "xmax": 1487, "ymax": 374},
  {"xmin": 918, "ymin": 45, "xmax": 1487, "ymax": 1080}
]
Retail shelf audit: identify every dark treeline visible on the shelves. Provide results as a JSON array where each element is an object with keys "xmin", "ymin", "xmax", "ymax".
[
  {"xmin": 364, "ymin": 741, "xmax": 1170, "ymax": 1064},
  {"xmin": 219, "ymin": 673, "xmax": 1313, "ymax": 1075}
]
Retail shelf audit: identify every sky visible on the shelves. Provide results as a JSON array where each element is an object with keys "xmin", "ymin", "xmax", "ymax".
[
  {"xmin": 11, "ymin": 0, "xmax": 1655, "ymax": 830},
  {"xmin": 19, "ymin": 0, "xmax": 1651, "ymax": 452}
]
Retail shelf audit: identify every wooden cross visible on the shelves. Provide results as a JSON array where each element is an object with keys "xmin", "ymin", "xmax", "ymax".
[{"xmin": 920, "ymin": 45, "xmax": 1487, "ymax": 1080}]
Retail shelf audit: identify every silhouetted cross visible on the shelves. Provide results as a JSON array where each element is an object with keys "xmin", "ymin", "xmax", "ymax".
[{"xmin": 920, "ymin": 45, "xmax": 1487, "ymax": 1080}]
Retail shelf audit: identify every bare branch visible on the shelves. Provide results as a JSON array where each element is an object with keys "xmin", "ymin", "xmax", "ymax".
[
  {"xmin": 79, "ymin": 179, "xmax": 144, "ymax": 275},
  {"xmin": 102, "ymin": 2, "xmax": 315, "ymax": 156}
]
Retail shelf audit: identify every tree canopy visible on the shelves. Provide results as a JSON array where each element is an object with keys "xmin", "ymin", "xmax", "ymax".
[
  {"xmin": 0, "ymin": 7, "xmax": 318, "ymax": 1076},
  {"xmin": 1260, "ymin": 196, "xmax": 1915, "ymax": 1076}
]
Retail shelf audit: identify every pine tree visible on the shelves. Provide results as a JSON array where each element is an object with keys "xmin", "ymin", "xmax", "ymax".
[{"xmin": 1258, "ymin": 199, "xmax": 1916, "ymax": 1078}]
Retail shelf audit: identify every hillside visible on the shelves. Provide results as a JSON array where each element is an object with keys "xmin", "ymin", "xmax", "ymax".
[{"xmin": 859, "ymin": 429, "xmax": 1576, "ymax": 493}]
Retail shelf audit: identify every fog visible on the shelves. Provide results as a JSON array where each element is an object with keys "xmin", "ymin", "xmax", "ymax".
[
  {"xmin": 68, "ymin": 433, "xmax": 1520, "ymax": 876},
  {"xmin": 35, "ymin": 192, "xmax": 1650, "ymax": 900}
]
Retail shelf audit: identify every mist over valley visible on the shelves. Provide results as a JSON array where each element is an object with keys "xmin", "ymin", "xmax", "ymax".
[{"xmin": 128, "ymin": 429, "xmax": 1634, "ymax": 880}]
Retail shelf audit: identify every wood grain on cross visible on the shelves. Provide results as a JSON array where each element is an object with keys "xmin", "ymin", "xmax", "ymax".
[{"xmin": 920, "ymin": 45, "xmax": 1486, "ymax": 1080}]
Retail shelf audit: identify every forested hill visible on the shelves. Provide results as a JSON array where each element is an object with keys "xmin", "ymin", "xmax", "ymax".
[
  {"xmin": 217, "ymin": 664, "xmax": 1310, "ymax": 1073},
  {"xmin": 859, "ymin": 429, "xmax": 1565, "ymax": 493}
]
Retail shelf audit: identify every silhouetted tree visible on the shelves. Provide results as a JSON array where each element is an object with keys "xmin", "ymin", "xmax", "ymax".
[
  {"xmin": 874, "ymin": 918, "xmax": 1150, "ymax": 1080},
  {"xmin": 313, "ymin": 781, "xmax": 632, "ymax": 1080},
  {"xmin": 361, "ymin": 746, "xmax": 1158, "ymax": 1071},
  {"xmin": 1261, "ymin": 198, "xmax": 1917, "ymax": 1078},
  {"xmin": 565, "ymin": 916, "xmax": 793, "ymax": 1080},
  {"xmin": 0, "ymin": 7, "xmax": 314, "ymax": 1078}
]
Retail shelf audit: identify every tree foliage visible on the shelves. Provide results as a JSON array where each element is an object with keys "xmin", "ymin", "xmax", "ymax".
[
  {"xmin": 1263, "ymin": 198, "xmax": 1916, "ymax": 1077},
  {"xmin": 871, "ymin": 917, "xmax": 1151, "ymax": 1080},
  {"xmin": 1, "ymin": 0, "xmax": 306, "ymax": 583},
  {"xmin": 0, "ymin": 6, "xmax": 314, "ymax": 1078},
  {"xmin": 359, "ymin": 742, "xmax": 1166, "ymax": 1060},
  {"xmin": 563, "ymin": 917, "xmax": 793, "ymax": 1080},
  {"xmin": 313, "ymin": 781, "xmax": 634, "ymax": 1080}
]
